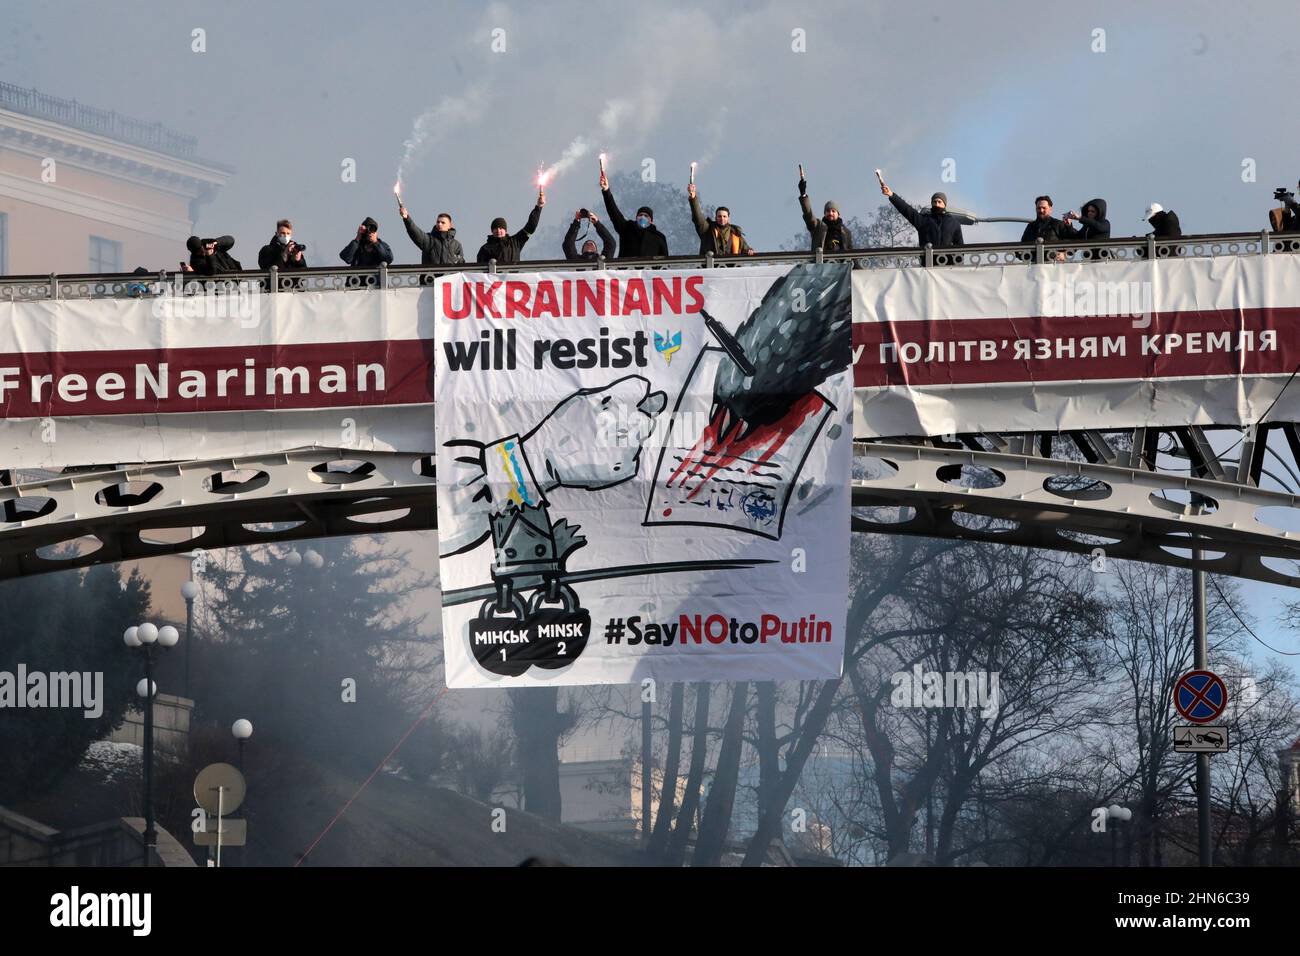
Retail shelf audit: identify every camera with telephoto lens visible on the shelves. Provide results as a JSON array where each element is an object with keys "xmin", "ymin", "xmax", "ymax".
[
  {"xmin": 1274, "ymin": 187, "xmax": 1295, "ymax": 204},
  {"xmin": 290, "ymin": 241, "xmax": 306, "ymax": 252}
]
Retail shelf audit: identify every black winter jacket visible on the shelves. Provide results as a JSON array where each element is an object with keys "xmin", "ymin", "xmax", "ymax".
[
  {"xmin": 403, "ymin": 215, "xmax": 465, "ymax": 266},
  {"xmin": 476, "ymin": 204, "xmax": 543, "ymax": 265},
  {"xmin": 258, "ymin": 236, "xmax": 308, "ymax": 270},
  {"xmin": 186, "ymin": 235, "xmax": 242, "ymax": 274},
  {"xmin": 888, "ymin": 193, "xmax": 964, "ymax": 248},
  {"xmin": 1020, "ymin": 215, "xmax": 1075, "ymax": 244},
  {"xmin": 339, "ymin": 235, "xmax": 393, "ymax": 268},
  {"xmin": 1149, "ymin": 210, "xmax": 1182, "ymax": 238},
  {"xmin": 1065, "ymin": 198, "xmax": 1110, "ymax": 241},
  {"xmin": 563, "ymin": 218, "xmax": 616, "ymax": 262},
  {"xmin": 800, "ymin": 194, "xmax": 854, "ymax": 253},
  {"xmin": 602, "ymin": 188, "xmax": 669, "ymax": 258}
]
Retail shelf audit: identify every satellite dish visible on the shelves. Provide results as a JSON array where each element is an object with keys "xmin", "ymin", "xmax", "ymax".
[{"xmin": 194, "ymin": 762, "xmax": 246, "ymax": 815}]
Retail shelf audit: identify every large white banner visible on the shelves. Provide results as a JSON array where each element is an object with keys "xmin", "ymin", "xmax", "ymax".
[
  {"xmin": 434, "ymin": 265, "xmax": 854, "ymax": 688},
  {"xmin": 7, "ymin": 253, "xmax": 1300, "ymax": 472},
  {"xmin": 0, "ymin": 284, "xmax": 434, "ymax": 469},
  {"xmin": 853, "ymin": 253, "xmax": 1300, "ymax": 438}
]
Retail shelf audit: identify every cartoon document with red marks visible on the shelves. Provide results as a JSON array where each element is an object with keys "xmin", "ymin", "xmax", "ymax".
[{"xmin": 647, "ymin": 347, "xmax": 835, "ymax": 540}]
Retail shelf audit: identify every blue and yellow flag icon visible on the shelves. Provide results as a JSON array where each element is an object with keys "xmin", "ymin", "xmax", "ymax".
[{"xmin": 654, "ymin": 330, "xmax": 683, "ymax": 365}]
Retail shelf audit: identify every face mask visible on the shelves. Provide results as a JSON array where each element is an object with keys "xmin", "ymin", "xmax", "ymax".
[
  {"xmin": 276, "ymin": 233, "xmax": 289, "ymax": 244},
  {"xmin": 636, "ymin": 215, "xmax": 650, "ymax": 228}
]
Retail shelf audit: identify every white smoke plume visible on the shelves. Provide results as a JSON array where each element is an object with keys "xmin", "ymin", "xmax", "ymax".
[
  {"xmin": 537, "ymin": 97, "xmax": 636, "ymax": 185},
  {"xmin": 693, "ymin": 107, "xmax": 730, "ymax": 171},
  {"xmin": 396, "ymin": 85, "xmax": 490, "ymax": 188}
]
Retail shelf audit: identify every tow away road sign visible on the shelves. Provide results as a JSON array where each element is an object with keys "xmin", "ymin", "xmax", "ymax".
[
  {"xmin": 1174, "ymin": 725, "xmax": 1229, "ymax": 754},
  {"xmin": 1174, "ymin": 670, "xmax": 1228, "ymax": 724}
]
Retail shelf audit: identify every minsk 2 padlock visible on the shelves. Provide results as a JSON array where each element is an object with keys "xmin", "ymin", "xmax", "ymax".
[
  {"xmin": 522, "ymin": 583, "xmax": 591, "ymax": 670},
  {"xmin": 468, "ymin": 593, "xmax": 533, "ymax": 677}
]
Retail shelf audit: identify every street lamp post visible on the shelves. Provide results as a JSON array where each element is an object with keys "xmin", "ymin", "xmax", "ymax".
[
  {"xmin": 181, "ymin": 580, "xmax": 199, "ymax": 700},
  {"xmin": 124, "ymin": 622, "xmax": 179, "ymax": 866},
  {"xmin": 1106, "ymin": 804, "xmax": 1132, "ymax": 867},
  {"xmin": 231, "ymin": 719, "xmax": 253, "ymax": 867},
  {"xmin": 232, "ymin": 718, "xmax": 252, "ymax": 774}
]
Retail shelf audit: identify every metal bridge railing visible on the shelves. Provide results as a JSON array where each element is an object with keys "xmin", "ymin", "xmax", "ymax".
[{"xmin": 3, "ymin": 230, "xmax": 1300, "ymax": 302}]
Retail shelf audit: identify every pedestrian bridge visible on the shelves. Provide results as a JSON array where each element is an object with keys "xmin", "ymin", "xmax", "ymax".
[{"xmin": 2, "ymin": 230, "xmax": 1300, "ymax": 585}]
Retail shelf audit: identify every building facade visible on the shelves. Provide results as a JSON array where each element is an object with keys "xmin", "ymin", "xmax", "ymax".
[{"xmin": 0, "ymin": 81, "xmax": 230, "ymax": 276}]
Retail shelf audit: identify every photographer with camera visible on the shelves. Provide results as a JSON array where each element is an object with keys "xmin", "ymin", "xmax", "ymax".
[
  {"xmin": 339, "ymin": 216, "xmax": 393, "ymax": 268},
  {"xmin": 258, "ymin": 219, "xmax": 308, "ymax": 271},
  {"xmin": 184, "ymin": 234, "xmax": 241, "ymax": 275},
  {"xmin": 1269, "ymin": 181, "xmax": 1300, "ymax": 233},
  {"xmin": 562, "ymin": 208, "xmax": 616, "ymax": 262}
]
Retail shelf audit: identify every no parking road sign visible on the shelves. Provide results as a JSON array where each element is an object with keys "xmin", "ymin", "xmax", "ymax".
[{"xmin": 1175, "ymin": 670, "xmax": 1228, "ymax": 724}]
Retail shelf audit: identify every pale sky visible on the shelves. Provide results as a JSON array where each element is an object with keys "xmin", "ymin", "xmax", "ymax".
[{"xmin": 8, "ymin": 0, "xmax": 1300, "ymax": 256}]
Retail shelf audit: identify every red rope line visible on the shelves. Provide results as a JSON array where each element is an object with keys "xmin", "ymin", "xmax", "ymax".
[{"xmin": 294, "ymin": 688, "xmax": 447, "ymax": 866}]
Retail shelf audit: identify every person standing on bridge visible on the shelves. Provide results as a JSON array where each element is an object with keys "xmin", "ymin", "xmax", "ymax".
[
  {"xmin": 1062, "ymin": 199, "xmax": 1111, "ymax": 259},
  {"xmin": 399, "ymin": 204, "xmax": 465, "ymax": 266},
  {"xmin": 476, "ymin": 188, "xmax": 545, "ymax": 265},
  {"xmin": 562, "ymin": 210, "xmax": 616, "ymax": 262},
  {"xmin": 687, "ymin": 182, "xmax": 756, "ymax": 257},
  {"xmin": 1019, "ymin": 195, "xmax": 1072, "ymax": 261},
  {"xmin": 1134, "ymin": 203, "xmax": 1183, "ymax": 259},
  {"xmin": 184, "ymin": 235, "xmax": 242, "ymax": 275},
  {"xmin": 1062, "ymin": 199, "xmax": 1110, "ymax": 241},
  {"xmin": 599, "ymin": 170, "xmax": 669, "ymax": 258},
  {"xmin": 1020, "ymin": 196, "xmax": 1074, "ymax": 244},
  {"xmin": 799, "ymin": 172, "xmax": 853, "ymax": 253},
  {"xmin": 1143, "ymin": 203, "xmax": 1182, "ymax": 239},
  {"xmin": 258, "ymin": 219, "xmax": 308, "ymax": 271},
  {"xmin": 339, "ymin": 217, "xmax": 393, "ymax": 268},
  {"xmin": 877, "ymin": 176, "xmax": 964, "ymax": 249}
]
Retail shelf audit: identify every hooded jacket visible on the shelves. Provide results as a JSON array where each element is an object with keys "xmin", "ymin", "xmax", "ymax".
[
  {"xmin": 1066, "ymin": 198, "xmax": 1110, "ymax": 241},
  {"xmin": 186, "ymin": 235, "xmax": 242, "ymax": 275},
  {"xmin": 887, "ymin": 193, "xmax": 964, "ymax": 248},
  {"xmin": 1148, "ymin": 210, "xmax": 1182, "ymax": 238},
  {"xmin": 403, "ymin": 215, "xmax": 465, "ymax": 266},
  {"xmin": 562, "ymin": 217, "xmax": 616, "ymax": 262},
  {"xmin": 602, "ymin": 188, "xmax": 669, "ymax": 258},
  {"xmin": 800, "ymin": 194, "xmax": 854, "ymax": 253},
  {"xmin": 688, "ymin": 194, "xmax": 753, "ymax": 256},
  {"xmin": 339, "ymin": 234, "xmax": 393, "ymax": 268},
  {"xmin": 476, "ymin": 204, "xmax": 543, "ymax": 265}
]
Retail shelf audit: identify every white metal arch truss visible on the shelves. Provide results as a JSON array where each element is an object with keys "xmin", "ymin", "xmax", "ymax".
[{"xmin": 1, "ymin": 427, "xmax": 1299, "ymax": 586}]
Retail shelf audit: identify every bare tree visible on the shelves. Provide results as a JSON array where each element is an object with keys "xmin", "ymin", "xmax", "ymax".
[
  {"xmin": 647, "ymin": 683, "xmax": 685, "ymax": 855},
  {"xmin": 693, "ymin": 682, "xmax": 750, "ymax": 865},
  {"xmin": 506, "ymin": 687, "xmax": 579, "ymax": 822},
  {"xmin": 664, "ymin": 683, "xmax": 713, "ymax": 865}
]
